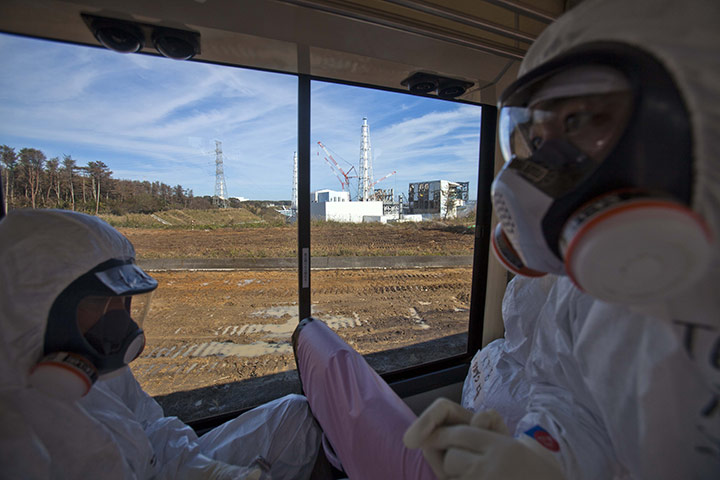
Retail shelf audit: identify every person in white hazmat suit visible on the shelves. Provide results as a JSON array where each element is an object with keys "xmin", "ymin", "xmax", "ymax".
[
  {"xmin": 404, "ymin": 0, "xmax": 720, "ymax": 479},
  {"xmin": 0, "ymin": 209, "xmax": 322, "ymax": 479}
]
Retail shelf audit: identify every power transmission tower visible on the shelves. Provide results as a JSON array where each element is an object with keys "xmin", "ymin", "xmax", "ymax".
[{"xmin": 214, "ymin": 140, "xmax": 228, "ymax": 208}]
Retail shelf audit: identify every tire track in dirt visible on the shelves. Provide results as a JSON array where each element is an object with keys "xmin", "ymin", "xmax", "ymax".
[{"xmin": 131, "ymin": 267, "xmax": 472, "ymax": 396}]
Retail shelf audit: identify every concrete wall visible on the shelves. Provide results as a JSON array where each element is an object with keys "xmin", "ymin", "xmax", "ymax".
[{"xmin": 311, "ymin": 200, "xmax": 383, "ymax": 223}]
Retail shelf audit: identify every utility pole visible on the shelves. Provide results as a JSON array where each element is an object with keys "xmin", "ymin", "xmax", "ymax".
[{"xmin": 214, "ymin": 140, "xmax": 228, "ymax": 208}]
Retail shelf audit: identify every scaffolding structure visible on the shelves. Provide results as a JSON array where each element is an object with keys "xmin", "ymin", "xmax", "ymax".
[
  {"xmin": 372, "ymin": 188, "xmax": 400, "ymax": 217},
  {"xmin": 407, "ymin": 180, "xmax": 469, "ymax": 218}
]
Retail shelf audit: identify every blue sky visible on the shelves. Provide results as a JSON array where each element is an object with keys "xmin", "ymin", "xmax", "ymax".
[{"xmin": 0, "ymin": 32, "xmax": 483, "ymax": 201}]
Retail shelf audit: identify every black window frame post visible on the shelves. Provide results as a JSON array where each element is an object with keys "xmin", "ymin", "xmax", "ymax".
[{"xmin": 297, "ymin": 74, "xmax": 312, "ymax": 320}]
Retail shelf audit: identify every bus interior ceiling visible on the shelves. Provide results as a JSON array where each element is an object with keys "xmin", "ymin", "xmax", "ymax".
[
  {"xmin": 0, "ymin": 0, "xmax": 568, "ymax": 102},
  {"xmin": 0, "ymin": 0, "xmax": 570, "ymax": 427}
]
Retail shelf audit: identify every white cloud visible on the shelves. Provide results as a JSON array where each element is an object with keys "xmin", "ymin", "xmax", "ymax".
[{"xmin": 1, "ymin": 33, "xmax": 483, "ymax": 201}]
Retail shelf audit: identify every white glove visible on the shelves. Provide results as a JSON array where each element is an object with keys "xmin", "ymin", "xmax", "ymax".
[{"xmin": 404, "ymin": 398, "xmax": 565, "ymax": 480}]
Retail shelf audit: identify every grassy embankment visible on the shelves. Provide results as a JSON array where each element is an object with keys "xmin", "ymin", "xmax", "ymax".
[
  {"xmin": 99, "ymin": 208, "xmax": 272, "ymax": 229},
  {"xmin": 101, "ymin": 208, "xmax": 476, "ymax": 258}
]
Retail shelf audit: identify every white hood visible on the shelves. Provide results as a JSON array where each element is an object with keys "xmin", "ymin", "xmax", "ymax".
[
  {"xmin": 501, "ymin": 4, "xmax": 720, "ymax": 477},
  {"xmin": 0, "ymin": 209, "xmax": 135, "ymax": 387},
  {"xmin": 519, "ymin": 0, "xmax": 720, "ymax": 249},
  {"xmin": 0, "ymin": 210, "xmax": 320, "ymax": 480}
]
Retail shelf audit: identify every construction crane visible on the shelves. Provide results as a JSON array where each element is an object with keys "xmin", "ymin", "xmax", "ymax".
[
  {"xmin": 370, "ymin": 170, "xmax": 396, "ymax": 189},
  {"xmin": 317, "ymin": 141, "xmax": 355, "ymax": 191},
  {"xmin": 318, "ymin": 133, "xmax": 396, "ymax": 199},
  {"xmin": 323, "ymin": 156, "xmax": 347, "ymax": 190}
]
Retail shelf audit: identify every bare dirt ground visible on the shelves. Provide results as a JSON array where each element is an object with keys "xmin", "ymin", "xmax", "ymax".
[
  {"xmin": 119, "ymin": 222, "xmax": 475, "ymax": 258},
  {"xmin": 121, "ymin": 224, "xmax": 476, "ymax": 399},
  {"xmin": 131, "ymin": 268, "xmax": 472, "ymax": 398}
]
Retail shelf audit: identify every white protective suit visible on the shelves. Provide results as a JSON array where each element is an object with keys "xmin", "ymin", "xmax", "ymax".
[
  {"xmin": 0, "ymin": 209, "xmax": 321, "ymax": 479},
  {"xmin": 462, "ymin": 0, "xmax": 720, "ymax": 479}
]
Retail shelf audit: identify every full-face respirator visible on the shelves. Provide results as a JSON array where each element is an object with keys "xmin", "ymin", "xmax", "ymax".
[
  {"xmin": 491, "ymin": 43, "xmax": 714, "ymax": 304},
  {"xmin": 29, "ymin": 259, "xmax": 158, "ymax": 400}
]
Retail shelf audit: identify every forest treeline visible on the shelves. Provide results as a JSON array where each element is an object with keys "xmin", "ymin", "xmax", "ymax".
[{"xmin": 1, "ymin": 145, "xmax": 218, "ymax": 214}]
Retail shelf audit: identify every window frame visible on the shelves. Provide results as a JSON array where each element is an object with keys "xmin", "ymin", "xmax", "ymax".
[
  {"xmin": 190, "ymin": 79, "xmax": 496, "ymax": 432},
  {"xmin": 0, "ymin": 31, "xmax": 498, "ymax": 424},
  {"xmin": 296, "ymin": 74, "xmax": 497, "ymax": 384}
]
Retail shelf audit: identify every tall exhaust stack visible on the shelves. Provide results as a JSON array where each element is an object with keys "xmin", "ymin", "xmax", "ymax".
[
  {"xmin": 292, "ymin": 151, "xmax": 298, "ymax": 211},
  {"xmin": 359, "ymin": 117, "xmax": 373, "ymax": 201}
]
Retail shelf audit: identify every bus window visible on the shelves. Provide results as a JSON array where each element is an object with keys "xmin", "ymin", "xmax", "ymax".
[
  {"xmin": 310, "ymin": 80, "xmax": 482, "ymax": 374},
  {"xmin": 0, "ymin": 32, "xmax": 301, "ymax": 422}
]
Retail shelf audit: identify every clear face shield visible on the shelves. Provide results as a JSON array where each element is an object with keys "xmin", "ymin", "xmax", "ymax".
[
  {"xmin": 491, "ymin": 66, "xmax": 634, "ymax": 275},
  {"xmin": 76, "ymin": 291, "xmax": 154, "ymax": 366},
  {"xmin": 76, "ymin": 291, "xmax": 154, "ymax": 333},
  {"xmin": 33, "ymin": 260, "xmax": 158, "ymax": 399},
  {"xmin": 491, "ymin": 58, "xmax": 711, "ymax": 304},
  {"xmin": 45, "ymin": 261, "xmax": 158, "ymax": 373},
  {"xmin": 498, "ymin": 66, "xmax": 633, "ymax": 198}
]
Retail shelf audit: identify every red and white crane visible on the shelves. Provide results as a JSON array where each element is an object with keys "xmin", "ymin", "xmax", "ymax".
[
  {"xmin": 323, "ymin": 156, "xmax": 347, "ymax": 190},
  {"xmin": 370, "ymin": 170, "xmax": 396, "ymax": 189},
  {"xmin": 317, "ymin": 141, "xmax": 355, "ymax": 191}
]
